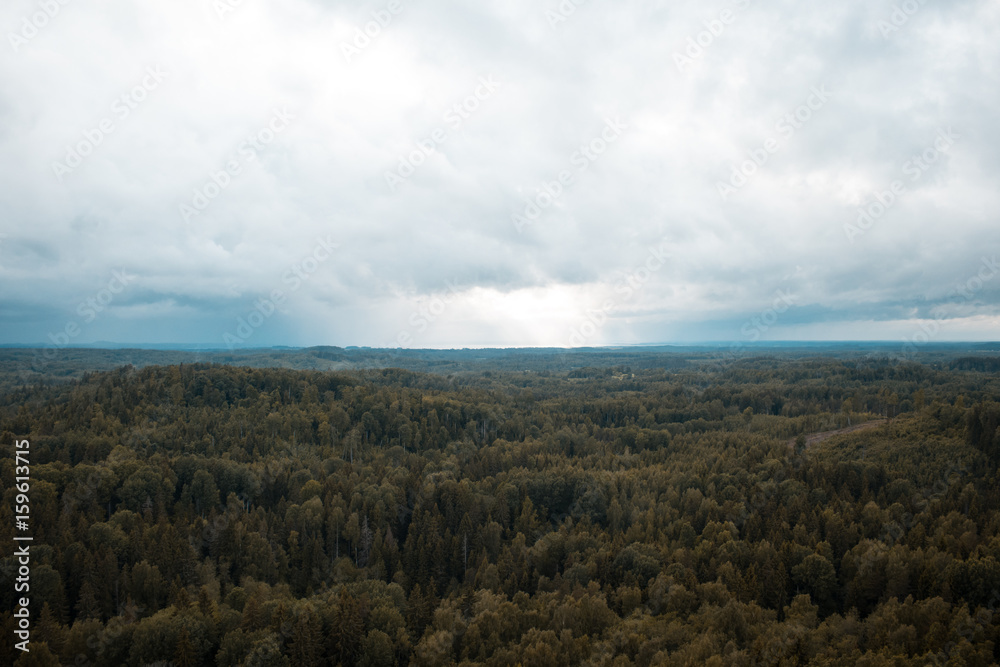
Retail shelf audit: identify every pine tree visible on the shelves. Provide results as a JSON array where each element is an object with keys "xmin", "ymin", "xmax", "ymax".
[
  {"xmin": 331, "ymin": 588, "xmax": 364, "ymax": 666},
  {"xmin": 174, "ymin": 625, "xmax": 196, "ymax": 667},
  {"xmin": 241, "ymin": 593, "xmax": 263, "ymax": 630},
  {"xmin": 76, "ymin": 581, "xmax": 101, "ymax": 620},
  {"xmin": 35, "ymin": 603, "xmax": 65, "ymax": 656},
  {"xmin": 289, "ymin": 607, "xmax": 322, "ymax": 667}
]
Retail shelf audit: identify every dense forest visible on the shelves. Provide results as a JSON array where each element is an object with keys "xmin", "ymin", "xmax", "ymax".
[{"xmin": 2, "ymin": 351, "xmax": 1000, "ymax": 665}]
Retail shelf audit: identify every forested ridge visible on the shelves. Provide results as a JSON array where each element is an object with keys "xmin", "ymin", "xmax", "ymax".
[{"xmin": 2, "ymin": 356, "xmax": 1000, "ymax": 665}]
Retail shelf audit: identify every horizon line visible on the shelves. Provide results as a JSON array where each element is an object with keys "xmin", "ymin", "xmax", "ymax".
[{"xmin": 1, "ymin": 341, "xmax": 999, "ymax": 352}]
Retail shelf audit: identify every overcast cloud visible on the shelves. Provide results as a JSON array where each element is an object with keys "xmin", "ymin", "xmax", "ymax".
[{"xmin": 1, "ymin": 0, "xmax": 998, "ymax": 349}]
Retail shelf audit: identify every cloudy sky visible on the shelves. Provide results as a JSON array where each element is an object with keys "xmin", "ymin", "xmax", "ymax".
[{"xmin": 1, "ymin": 0, "xmax": 998, "ymax": 349}]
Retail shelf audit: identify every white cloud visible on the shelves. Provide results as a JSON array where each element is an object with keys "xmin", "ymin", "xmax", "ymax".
[{"xmin": 0, "ymin": 0, "xmax": 997, "ymax": 347}]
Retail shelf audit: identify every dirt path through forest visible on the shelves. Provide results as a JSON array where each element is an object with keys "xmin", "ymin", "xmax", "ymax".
[{"xmin": 787, "ymin": 418, "xmax": 888, "ymax": 450}]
